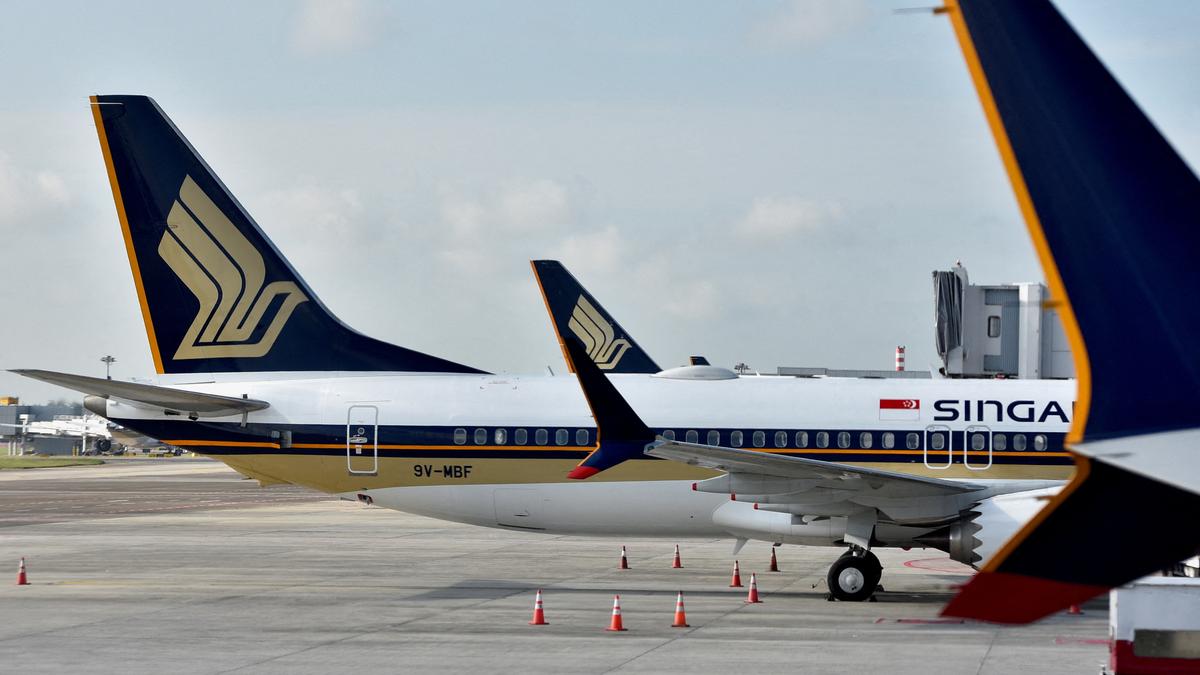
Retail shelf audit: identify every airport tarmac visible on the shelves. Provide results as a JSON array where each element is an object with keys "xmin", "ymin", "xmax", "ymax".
[{"xmin": 0, "ymin": 460, "xmax": 1109, "ymax": 673}]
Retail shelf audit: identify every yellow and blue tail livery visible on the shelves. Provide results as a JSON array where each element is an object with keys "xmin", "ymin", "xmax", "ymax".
[
  {"xmin": 531, "ymin": 260, "xmax": 660, "ymax": 374},
  {"xmin": 91, "ymin": 95, "xmax": 484, "ymax": 375}
]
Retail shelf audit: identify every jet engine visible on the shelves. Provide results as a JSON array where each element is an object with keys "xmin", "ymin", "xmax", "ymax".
[{"xmin": 919, "ymin": 487, "xmax": 1060, "ymax": 567}]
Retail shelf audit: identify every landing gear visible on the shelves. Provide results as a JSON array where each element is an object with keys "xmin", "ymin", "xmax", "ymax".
[{"xmin": 827, "ymin": 549, "xmax": 881, "ymax": 601}]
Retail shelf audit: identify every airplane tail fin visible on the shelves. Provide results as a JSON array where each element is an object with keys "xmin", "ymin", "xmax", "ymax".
[
  {"xmin": 90, "ymin": 95, "xmax": 484, "ymax": 375},
  {"xmin": 531, "ymin": 260, "xmax": 660, "ymax": 374},
  {"xmin": 939, "ymin": 0, "xmax": 1200, "ymax": 622}
]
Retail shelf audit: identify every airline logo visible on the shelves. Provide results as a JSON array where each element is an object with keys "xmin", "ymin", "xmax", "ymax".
[
  {"xmin": 158, "ymin": 176, "xmax": 309, "ymax": 360},
  {"xmin": 879, "ymin": 398, "xmax": 920, "ymax": 421},
  {"xmin": 568, "ymin": 295, "xmax": 631, "ymax": 370}
]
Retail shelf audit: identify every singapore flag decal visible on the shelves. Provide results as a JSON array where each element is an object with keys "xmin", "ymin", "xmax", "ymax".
[{"xmin": 879, "ymin": 398, "xmax": 920, "ymax": 421}]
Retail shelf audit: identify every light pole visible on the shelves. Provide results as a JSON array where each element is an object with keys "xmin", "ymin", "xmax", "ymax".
[{"xmin": 101, "ymin": 355, "xmax": 116, "ymax": 380}]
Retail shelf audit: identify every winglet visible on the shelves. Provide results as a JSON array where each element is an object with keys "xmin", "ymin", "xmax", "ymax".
[
  {"xmin": 561, "ymin": 335, "xmax": 655, "ymax": 479},
  {"xmin": 939, "ymin": 0, "xmax": 1200, "ymax": 622}
]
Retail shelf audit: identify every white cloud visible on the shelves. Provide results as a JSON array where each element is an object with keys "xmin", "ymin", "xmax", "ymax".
[
  {"xmin": 496, "ymin": 179, "xmax": 571, "ymax": 232},
  {"xmin": 255, "ymin": 183, "xmax": 364, "ymax": 239},
  {"xmin": 751, "ymin": 0, "xmax": 868, "ymax": 48},
  {"xmin": 547, "ymin": 226, "xmax": 625, "ymax": 277},
  {"xmin": 0, "ymin": 153, "xmax": 71, "ymax": 225},
  {"xmin": 291, "ymin": 0, "xmax": 374, "ymax": 55},
  {"xmin": 735, "ymin": 196, "xmax": 841, "ymax": 238}
]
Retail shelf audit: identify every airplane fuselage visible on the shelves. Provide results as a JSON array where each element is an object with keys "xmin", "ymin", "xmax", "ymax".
[{"xmin": 97, "ymin": 372, "xmax": 1075, "ymax": 545}]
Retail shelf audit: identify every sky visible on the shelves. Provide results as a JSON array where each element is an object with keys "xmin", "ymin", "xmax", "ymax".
[{"xmin": 1, "ymin": 0, "xmax": 1198, "ymax": 403}]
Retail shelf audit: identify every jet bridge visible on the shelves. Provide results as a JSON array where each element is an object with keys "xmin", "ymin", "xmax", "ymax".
[{"xmin": 934, "ymin": 263, "xmax": 1074, "ymax": 379}]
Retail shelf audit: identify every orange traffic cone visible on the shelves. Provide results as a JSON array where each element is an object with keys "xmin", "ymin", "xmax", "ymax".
[
  {"xmin": 672, "ymin": 544, "xmax": 683, "ymax": 569},
  {"xmin": 619, "ymin": 545, "xmax": 630, "ymax": 570},
  {"xmin": 15, "ymin": 557, "xmax": 28, "ymax": 586},
  {"xmin": 729, "ymin": 560, "xmax": 743, "ymax": 587},
  {"xmin": 671, "ymin": 591, "xmax": 690, "ymax": 628},
  {"xmin": 1067, "ymin": 604, "xmax": 1082, "ymax": 615},
  {"xmin": 607, "ymin": 594, "xmax": 628, "ymax": 631},
  {"xmin": 746, "ymin": 572, "xmax": 762, "ymax": 603},
  {"xmin": 769, "ymin": 548, "xmax": 780, "ymax": 572},
  {"xmin": 529, "ymin": 589, "xmax": 548, "ymax": 625}
]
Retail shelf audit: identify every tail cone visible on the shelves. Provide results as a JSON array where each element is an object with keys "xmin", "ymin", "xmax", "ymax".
[
  {"xmin": 619, "ymin": 545, "xmax": 630, "ymax": 570},
  {"xmin": 769, "ymin": 547, "xmax": 780, "ymax": 572},
  {"xmin": 671, "ymin": 591, "xmax": 690, "ymax": 628},
  {"xmin": 607, "ymin": 594, "xmax": 628, "ymax": 631},
  {"xmin": 15, "ymin": 557, "xmax": 28, "ymax": 586},
  {"xmin": 529, "ymin": 589, "xmax": 548, "ymax": 625},
  {"xmin": 672, "ymin": 544, "xmax": 683, "ymax": 569},
  {"xmin": 746, "ymin": 573, "xmax": 762, "ymax": 604},
  {"xmin": 729, "ymin": 560, "xmax": 743, "ymax": 587}
]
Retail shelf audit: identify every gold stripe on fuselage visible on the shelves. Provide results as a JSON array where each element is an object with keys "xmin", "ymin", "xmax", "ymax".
[{"xmin": 188, "ymin": 452, "xmax": 1073, "ymax": 495}]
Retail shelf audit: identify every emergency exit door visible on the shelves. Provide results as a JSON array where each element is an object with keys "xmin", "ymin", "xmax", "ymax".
[{"xmin": 346, "ymin": 405, "xmax": 378, "ymax": 475}]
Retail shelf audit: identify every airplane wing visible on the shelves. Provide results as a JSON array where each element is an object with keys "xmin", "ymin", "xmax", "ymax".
[
  {"xmin": 11, "ymin": 369, "xmax": 269, "ymax": 418},
  {"xmin": 939, "ymin": 0, "xmax": 1200, "ymax": 623},
  {"xmin": 647, "ymin": 440, "xmax": 1057, "ymax": 529},
  {"xmin": 649, "ymin": 440, "xmax": 979, "ymax": 496}
]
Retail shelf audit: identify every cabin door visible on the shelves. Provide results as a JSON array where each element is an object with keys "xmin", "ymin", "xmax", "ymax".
[
  {"xmin": 963, "ymin": 425, "xmax": 993, "ymax": 471},
  {"xmin": 346, "ymin": 405, "xmax": 378, "ymax": 475}
]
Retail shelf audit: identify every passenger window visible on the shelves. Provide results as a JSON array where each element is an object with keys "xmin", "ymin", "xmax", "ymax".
[
  {"xmin": 708, "ymin": 430, "xmax": 720, "ymax": 446},
  {"xmin": 837, "ymin": 431, "xmax": 850, "ymax": 449},
  {"xmin": 555, "ymin": 429, "xmax": 568, "ymax": 445},
  {"xmin": 686, "ymin": 430, "xmax": 699, "ymax": 444},
  {"xmin": 474, "ymin": 428, "xmax": 487, "ymax": 445},
  {"xmin": 993, "ymin": 433, "xmax": 1007, "ymax": 451},
  {"xmin": 930, "ymin": 432, "xmax": 945, "ymax": 451},
  {"xmin": 906, "ymin": 432, "xmax": 920, "ymax": 450},
  {"xmin": 882, "ymin": 432, "xmax": 894, "ymax": 449},
  {"xmin": 453, "ymin": 428, "xmax": 467, "ymax": 445},
  {"xmin": 662, "ymin": 430, "xmax": 676, "ymax": 441},
  {"xmin": 816, "ymin": 432, "xmax": 829, "ymax": 449},
  {"xmin": 1013, "ymin": 434, "xmax": 1027, "ymax": 451},
  {"xmin": 577, "ymin": 429, "xmax": 589, "ymax": 445},
  {"xmin": 731, "ymin": 430, "xmax": 744, "ymax": 447},
  {"xmin": 535, "ymin": 428, "xmax": 548, "ymax": 445},
  {"xmin": 752, "ymin": 431, "xmax": 765, "ymax": 448},
  {"xmin": 795, "ymin": 431, "xmax": 808, "ymax": 448},
  {"xmin": 494, "ymin": 428, "xmax": 507, "ymax": 445},
  {"xmin": 1033, "ymin": 434, "xmax": 1047, "ymax": 451},
  {"xmin": 774, "ymin": 431, "xmax": 787, "ymax": 448},
  {"xmin": 515, "ymin": 428, "xmax": 527, "ymax": 445},
  {"xmin": 971, "ymin": 432, "xmax": 986, "ymax": 451},
  {"xmin": 860, "ymin": 432, "xmax": 872, "ymax": 449}
]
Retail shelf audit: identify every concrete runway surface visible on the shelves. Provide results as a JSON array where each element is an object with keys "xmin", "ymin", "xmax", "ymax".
[{"xmin": 0, "ymin": 460, "xmax": 1109, "ymax": 673}]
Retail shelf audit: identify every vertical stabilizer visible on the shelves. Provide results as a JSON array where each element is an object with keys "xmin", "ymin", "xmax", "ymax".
[{"xmin": 91, "ymin": 95, "xmax": 484, "ymax": 375}]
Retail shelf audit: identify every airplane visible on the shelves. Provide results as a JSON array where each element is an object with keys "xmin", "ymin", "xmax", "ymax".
[
  {"xmin": 531, "ymin": 259, "xmax": 660, "ymax": 375},
  {"xmin": 932, "ymin": 0, "xmax": 1200, "ymax": 622},
  {"xmin": 13, "ymin": 94, "xmax": 1084, "ymax": 602},
  {"xmin": 0, "ymin": 416, "xmax": 115, "ymax": 453}
]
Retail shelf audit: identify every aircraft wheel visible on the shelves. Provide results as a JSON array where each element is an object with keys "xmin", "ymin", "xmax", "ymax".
[{"xmin": 827, "ymin": 551, "xmax": 882, "ymax": 601}]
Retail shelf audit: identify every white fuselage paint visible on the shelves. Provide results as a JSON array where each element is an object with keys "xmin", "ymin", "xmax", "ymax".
[{"xmin": 103, "ymin": 371, "xmax": 1076, "ymax": 550}]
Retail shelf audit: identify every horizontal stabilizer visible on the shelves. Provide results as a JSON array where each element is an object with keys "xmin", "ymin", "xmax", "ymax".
[{"xmin": 12, "ymin": 369, "xmax": 268, "ymax": 418}]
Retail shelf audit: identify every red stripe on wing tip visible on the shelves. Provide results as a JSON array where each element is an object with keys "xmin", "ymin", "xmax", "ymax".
[
  {"xmin": 941, "ymin": 571, "xmax": 1109, "ymax": 624},
  {"xmin": 566, "ymin": 466, "xmax": 600, "ymax": 480}
]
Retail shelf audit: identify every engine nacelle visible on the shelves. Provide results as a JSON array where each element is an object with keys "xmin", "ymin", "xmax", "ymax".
[{"xmin": 920, "ymin": 487, "xmax": 1060, "ymax": 567}]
